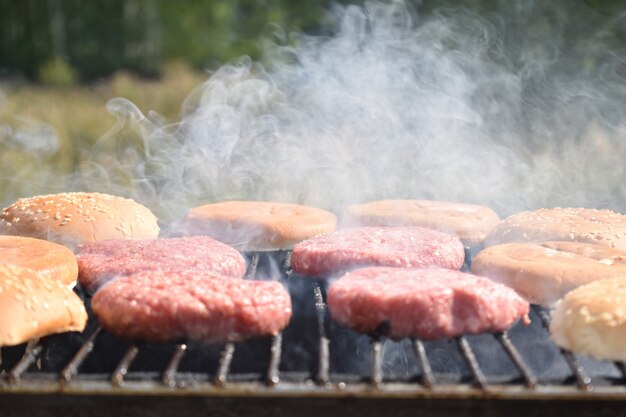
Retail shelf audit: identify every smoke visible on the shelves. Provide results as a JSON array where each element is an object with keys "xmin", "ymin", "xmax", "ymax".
[{"xmin": 74, "ymin": 0, "xmax": 626, "ymax": 223}]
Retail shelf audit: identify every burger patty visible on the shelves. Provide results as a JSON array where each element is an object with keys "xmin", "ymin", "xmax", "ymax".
[
  {"xmin": 77, "ymin": 236, "xmax": 246, "ymax": 292},
  {"xmin": 327, "ymin": 267, "xmax": 530, "ymax": 340},
  {"xmin": 290, "ymin": 227, "xmax": 464, "ymax": 277},
  {"xmin": 92, "ymin": 270, "xmax": 292, "ymax": 343}
]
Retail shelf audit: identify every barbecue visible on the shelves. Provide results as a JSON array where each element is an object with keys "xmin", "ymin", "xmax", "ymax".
[
  {"xmin": 1, "ymin": 0, "xmax": 625, "ymax": 414},
  {"xmin": 2, "ymin": 250, "xmax": 626, "ymax": 417}
]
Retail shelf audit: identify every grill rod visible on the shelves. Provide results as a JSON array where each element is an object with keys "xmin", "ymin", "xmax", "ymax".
[
  {"xmin": 111, "ymin": 344, "xmax": 140, "ymax": 386},
  {"xmin": 162, "ymin": 344, "xmax": 187, "ymax": 387},
  {"xmin": 267, "ymin": 333, "xmax": 282, "ymax": 386},
  {"xmin": 370, "ymin": 337, "xmax": 383, "ymax": 386},
  {"xmin": 7, "ymin": 340, "xmax": 42, "ymax": 384},
  {"xmin": 246, "ymin": 254, "xmax": 260, "ymax": 279},
  {"xmin": 533, "ymin": 306, "xmax": 592, "ymax": 391},
  {"xmin": 61, "ymin": 327, "xmax": 102, "ymax": 383},
  {"xmin": 313, "ymin": 283, "xmax": 330, "ymax": 385},
  {"xmin": 457, "ymin": 336, "xmax": 488, "ymax": 389},
  {"xmin": 412, "ymin": 339, "xmax": 434, "ymax": 388},
  {"xmin": 215, "ymin": 343, "xmax": 235, "ymax": 386},
  {"xmin": 495, "ymin": 332, "xmax": 537, "ymax": 388}
]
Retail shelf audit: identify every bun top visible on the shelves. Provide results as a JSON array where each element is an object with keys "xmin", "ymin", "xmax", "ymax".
[
  {"xmin": 485, "ymin": 207, "xmax": 626, "ymax": 250},
  {"xmin": 0, "ymin": 263, "xmax": 87, "ymax": 347},
  {"xmin": 0, "ymin": 192, "xmax": 159, "ymax": 248},
  {"xmin": 343, "ymin": 199, "xmax": 500, "ymax": 246},
  {"xmin": 0, "ymin": 236, "xmax": 78, "ymax": 286},
  {"xmin": 472, "ymin": 241, "xmax": 626, "ymax": 306},
  {"xmin": 182, "ymin": 200, "xmax": 337, "ymax": 251},
  {"xmin": 550, "ymin": 277, "xmax": 626, "ymax": 361}
]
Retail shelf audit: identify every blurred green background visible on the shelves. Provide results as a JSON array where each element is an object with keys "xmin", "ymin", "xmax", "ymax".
[{"xmin": 0, "ymin": 0, "xmax": 624, "ymax": 205}]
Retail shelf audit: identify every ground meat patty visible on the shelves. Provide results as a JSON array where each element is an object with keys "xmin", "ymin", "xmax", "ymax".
[
  {"xmin": 77, "ymin": 236, "xmax": 246, "ymax": 292},
  {"xmin": 92, "ymin": 270, "xmax": 292, "ymax": 342},
  {"xmin": 290, "ymin": 227, "xmax": 464, "ymax": 277},
  {"xmin": 327, "ymin": 267, "xmax": 530, "ymax": 340}
]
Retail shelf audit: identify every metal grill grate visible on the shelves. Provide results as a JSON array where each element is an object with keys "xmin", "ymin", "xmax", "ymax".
[{"xmin": 2, "ymin": 250, "xmax": 626, "ymax": 407}]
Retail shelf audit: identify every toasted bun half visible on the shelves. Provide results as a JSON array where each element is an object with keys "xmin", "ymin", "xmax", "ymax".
[
  {"xmin": 0, "ymin": 264, "xmax": 87, "ymax": 347},
  {"xmin": 0, "ymin": 236, "xmax": 78, "ymax": 286},
  {"xmin": 485, "ymin": 208, "xmax": 626, "ymax": 250},
  {"xmin": 0, "ymin": 192, "xmax": 159, "ymax": 248},
  {"xmin": 550, "ymin": 277, "xmax": 626, "ymax": 361},
  {"xmin": 342, "ymin": 200, "xmax": 500, "ymax": 246},
  {"xmin": 472, "ymin": 241, "xmax": 626, "ymax": 306},
  {"xmin": 181, "ymin": 201, "xmax": 337, "ymax": 251}
]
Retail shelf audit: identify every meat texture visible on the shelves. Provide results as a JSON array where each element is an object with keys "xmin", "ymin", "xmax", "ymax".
[
  {"xmin": 327, "ymin": 267, "xmax": 530, "ymax": 340},
  {"xmin": 291, "ymin": 227, "xmax": 464, "ymax": 277},
  {"xmin": 92, "ymin": 269, "xmax": 292, "ymax": 343},
  {"xmin": 77, "ymin": 236, "xmax": 246, "ymax": 292}
]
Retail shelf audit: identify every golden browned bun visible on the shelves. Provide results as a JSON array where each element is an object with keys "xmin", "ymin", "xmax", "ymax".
[
  {"xmin": 0, "ymin": 236, "xmax": 78, "ymax": 286},
  {"xmin": 182, "ymin": 201, "xmax": 337, "ymax": 251},
  {"xmin": 485, "ymin": 208, "xmax": 626, "ymax": 250},
  {"xmin": 472, "ymin": 241, "xmax": 626, "ymax": 306},
  {"xmin": 0, "ymin": 192, "xmax": 159, "ymax": 248},
  {"xmin": 342, "ymin": 200, "xmax": 500, "ymax": 246},
  {"xmin": 0, "ymin": 264, "xmax": 87, "ymax": 347},
  {"xmin": 550, "ymin": 277, "xmax": 626, "ymax": 361}
]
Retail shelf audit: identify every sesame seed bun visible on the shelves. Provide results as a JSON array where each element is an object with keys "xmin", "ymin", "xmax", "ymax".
[
  {"xmin": 0, "ymin": 192, "xmax": 160, "ymax": 248},
  {"xmin": 0, "ymin": 264, "xmax": 87, "ymax": 347},
  {"xmin": 472, "ymin": 241, "xmax": 626, "ymax": 306},
  {"xmin": 0, "ymin": 236, "xmax": 78, "ymax": 286},
  {"xmin": 550, "ymin": 277, "xmax": 626, "ymax": 361},
  {"xmin": 181, "ymin": 201, "xmax": 337, "ymax": 251},
  {"xmin": 485, "ymin": 208, "xmax": 626, "ymax": 250},
  {"xmin": 342, "ymin": 200, "xmax": 500, "ymax": 246}
]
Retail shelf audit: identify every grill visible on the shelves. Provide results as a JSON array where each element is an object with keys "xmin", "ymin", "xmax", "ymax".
[{"xmin": 2, "ymin": 250, "xmax": 626, "ymax": 417}]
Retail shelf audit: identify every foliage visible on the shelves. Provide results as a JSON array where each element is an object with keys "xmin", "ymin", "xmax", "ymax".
[
  {"xmin": 0, "ymin": 62, "xmax": 206, "ymax": 203},
  {"xmin": 38, "ymin": 57, "xmax": 77, "ymax": 87},
  {"xmin": 0, "ymin": 0, "xmax": 333, "ymax": 81}
]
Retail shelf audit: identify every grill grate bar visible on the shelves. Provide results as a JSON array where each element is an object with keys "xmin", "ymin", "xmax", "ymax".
[
  {"xmin": 457, "ymin": 336, "xmax": 488, "ymax": 389},
  {"xmin": 313, "ymin": 283, "xmax": 330, "ymax": 385},
  {"xmin": 370, "ymin": 337, "xmax": 383, "ymax": 386},
  {"xmin": 7, "ymin": 340, "xmax": 42, "ymax": 384},
  {"xmin": 267, "ymin": 333, "xmax": 283, "ymax": 386},
  {"xmin": 412, "ymin": 339, "xmax": 434, "ymax": 388},
  {"xmin": 61, "ymin": 327, "xmax": 102, "ymax": 383},
  {"xmin": 111, "ymin": 345, "xmax": 140, "ymax": 386},
  {"xmin": 533, "ymin": 306, "xmax": 592, "ymax": 391},
  {"xmin": 615, "ymin": 362, "xmax": 626, "ymax": 380},
  {"xmin": 162, "ymin": 344, "xmax": 187, "ymax": 387},
  {"xmin": 495, "ymin": 332, "xmax": 537, "ymax": 388},
  {"xmin": 246, "ymin": 254, "xmax": 261, "ymax": 279},
  {"xmin": 214, "ymin": 343, "xmax": 235, "ymax": 387},
  {"xmin": 283, "ymin": 250, "xmax": 293, "ymax": 276}
]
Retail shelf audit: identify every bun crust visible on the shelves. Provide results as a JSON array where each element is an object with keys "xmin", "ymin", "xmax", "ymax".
[
  {"xmin": 182, "ymin": 201, "xmax": 337, "ymax": 251},
  {"xmin": 485, "ymin": 208, "xmax": 626, "ymax": 250},
  {"xmin": 472, "ymin": 241, "xmax": 626, "ymax": 306},
  {"xmin": 343, "ymin": 200, "xmax": 500, "ymax": 246},
  {"xmin": 0, "ymin": 236, "xmax": 78, "ymax": 286},
  {"xmin": 550, "ymin": 277, "xmax": 626, "ymax": 361},
  {"xmin": 0, "ymin": 192, "xmax": 159, "ymax": 247},
  {"xmin": 0, "ymin": 264, "xmax": 87, "ymax": 347}
]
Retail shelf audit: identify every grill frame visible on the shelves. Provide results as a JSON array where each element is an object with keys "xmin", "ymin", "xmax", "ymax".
[{"xmin": 2, "ymin": 250, "xmax": 626, "ymax": 415}]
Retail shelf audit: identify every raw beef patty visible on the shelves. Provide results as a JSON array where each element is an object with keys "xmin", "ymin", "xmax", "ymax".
[
  {"xmin": 327, "ymin": 266, "xmax": 529, "ymax": 340},
  {"xmin": 77, "ymin": 236, "xmax": 246, "ymax": 292},
  {"xmin": 92, "ymin": 269, "xmax": 292, "ymax": 343},
  {"xmin": 291, "ymin": 227, "xmax": 464, "ymax": 277}
]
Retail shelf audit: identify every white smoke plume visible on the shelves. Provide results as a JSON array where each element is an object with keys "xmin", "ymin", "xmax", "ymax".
[{"xmin": 36, "ymin": 1, "xmax": 626, "ymax": 223}]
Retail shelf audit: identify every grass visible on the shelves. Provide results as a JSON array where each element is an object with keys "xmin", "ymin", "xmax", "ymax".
[{"xmin": 0, "ymin": 62, "xmax": 207, "ymax": 205}]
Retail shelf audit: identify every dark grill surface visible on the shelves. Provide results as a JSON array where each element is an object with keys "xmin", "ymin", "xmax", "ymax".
[{"xmin": 2, "ymin": 251, "xmax": 626, "ymax": 416}]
